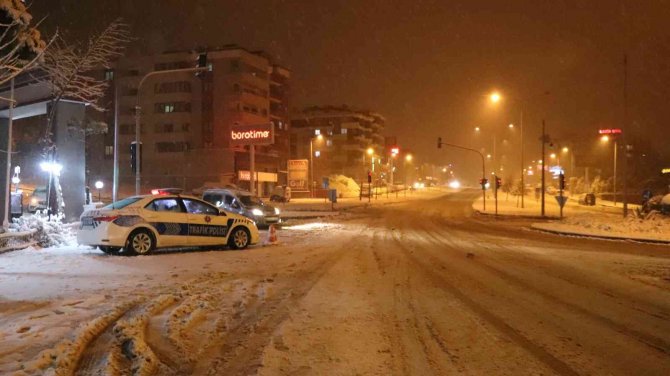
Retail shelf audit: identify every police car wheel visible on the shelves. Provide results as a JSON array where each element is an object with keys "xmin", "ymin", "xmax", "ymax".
[
  {"xmin": 126, "ymin": 229, "xmax": 154, "ymax": 255},
  {"xmin": 99, "ymin": 246, "xmax": 121, "ymax": 255},
  {"xmin": 228, "ymin": 227, "xmax": 250, "ymax": 250}
]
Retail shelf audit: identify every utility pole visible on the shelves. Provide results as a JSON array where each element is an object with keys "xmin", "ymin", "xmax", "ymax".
[
  {"xmin": 250, "ymin": 145, "xmax": 255, "ymax": 195},
  {"xmin": 112, "ymin": 73, "xmax": 119, "ymax": 202},
  {"xmin": 520, "ymin": 110, "xmax": 525, "ymax": 208},
  {"xmin": 541, "ymin": 120, "xmax": 546, "ymax": 217},
  {"xmin": 622, "ymin": 53, "xmax": 628, "ymax": 217},
  {"xmin": 2, "ymin": 78, "xmax": 15, "ymax": 229}
]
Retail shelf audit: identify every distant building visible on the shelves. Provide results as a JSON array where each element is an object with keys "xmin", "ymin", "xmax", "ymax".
[
  {"xmin": 290, "ymin": 106, "xmax": 385, "ymax": 183},
  {"xmin": 88, "ymin": 45, "xmax": 291, "ymax": 197}
]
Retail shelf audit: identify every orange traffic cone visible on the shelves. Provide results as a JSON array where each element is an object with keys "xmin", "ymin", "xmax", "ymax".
[{"xmin": 267, "ymin": 224, "xmax": 278, "ymax": 245}]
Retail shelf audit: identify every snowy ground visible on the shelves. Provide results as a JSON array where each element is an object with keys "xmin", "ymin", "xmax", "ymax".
[
  {"xmin": 1, "ymin": 189, "xmax": 669, "ymax": 375},
  {"xmin": 471, "ymin": 192, "xmax": 670, "ymax": 242}
]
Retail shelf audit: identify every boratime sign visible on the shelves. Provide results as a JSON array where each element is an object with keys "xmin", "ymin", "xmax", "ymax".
[{"xmin": 230, "ymin": 123, "xmax": 275, "ymax": 146}]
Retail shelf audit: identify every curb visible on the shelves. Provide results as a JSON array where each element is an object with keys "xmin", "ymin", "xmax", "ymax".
[
  {"xmin": 473, "ymin": 209, "xmax": 560, "ymax": 220},
  {"xmin": 530, "ymin": 224, "xmax": 670, "ymax": 245}
]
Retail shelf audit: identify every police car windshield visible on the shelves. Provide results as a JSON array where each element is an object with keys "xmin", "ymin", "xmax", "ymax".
[
  {"xmin": 239, "ymin": 195, "xmax": 263, "ymax": 206},
  {"xmin": 103, "ymin": 196, "xmax": 143, "ymax": 210}
]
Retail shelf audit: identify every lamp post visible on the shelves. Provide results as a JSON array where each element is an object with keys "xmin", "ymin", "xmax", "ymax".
[
  {"xmin": 309, "ymin": 134, "xmax": 324, "ymax": 198},
  {"xmin": 489, "ymin": 91, "xmax": 525, "ymax": 208},
  {"xmin": 95, "ymin": 180, "xmax": 104, "ymax": 202},
  {"xmin": 600, "ymin": 134, "xmax": 618, "ymax": 206}
]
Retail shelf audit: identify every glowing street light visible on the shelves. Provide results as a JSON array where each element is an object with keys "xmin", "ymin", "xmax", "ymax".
[
  {"xmin": 600, "ymin": 135, "xmax": 610, "ymax": 142},
  {"xmin": 366, "ymin": 147, "xmax": 374, "ymax": 156},
  {"xmin": 474, "ymin": 126, "xmax": 481, "ymax": 132},
  {"xmin": 508, "ymin": 123, "xmax": 514, "ymax": 129},
  {"xmin": 405, "ymin": 154, "xmax": 413, "ymax": 162},
  {"xmin": 550, "ymin": 153, "xmax": 557, "ymax": 159},
  {"xmin": 94, "ymin": 180, "xmax": 104, "ymax": 202},
  {"xmin": 562, "ymin": 146, "xmax": 569, "ymax": 153},
  {"xmin": 489, "ymin": 92, "xmax": 501, "ymax": 103}
]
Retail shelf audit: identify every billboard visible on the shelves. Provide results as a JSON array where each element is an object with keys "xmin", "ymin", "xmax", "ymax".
[
  {"xmin": 288, "ymin": 159, "xmax": 309, "ymax": 191},
  {"xmin": 230, "ymin": 123, "xmax": 275, "ymax": 146}
]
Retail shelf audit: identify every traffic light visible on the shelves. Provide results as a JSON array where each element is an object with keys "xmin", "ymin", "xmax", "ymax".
[
  {"xmin": 559, "ymin": 173, "xmax": 565, "ymax": 190},
  {"xmin": 130, "ymin": 142, "xmax": 142, "ymax": 173},
  {"xmin": 479, "ymin": 178, "xmax": 488, "ymax": 189},
  {"xmin": 495, "ymin": 176, "xmax": 502, "ymax": 190},
  {"xmin": 437, "ymin": 137, "xmax": 442, "ymax": 149},
  {"xmin": 367, "ymin": 171, "xmax": 372, "ymax": 184}
]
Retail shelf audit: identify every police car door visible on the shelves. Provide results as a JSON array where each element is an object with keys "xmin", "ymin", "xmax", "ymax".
[
  {"xmin": 182, "ymin": 198, "xmax": 230, "ymax": 246},
  {"xmin": 143, "ymin": 197, "xmax": 189, "ymax": 247}
]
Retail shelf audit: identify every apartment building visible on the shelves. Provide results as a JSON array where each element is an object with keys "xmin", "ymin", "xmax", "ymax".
[
  {"xmin": 88, "ymin": 45, "xmax": 290, "ymax": 197},
  {"xmin": 290, "ymin": 106, "xmax": 385, "ymax": 182}
]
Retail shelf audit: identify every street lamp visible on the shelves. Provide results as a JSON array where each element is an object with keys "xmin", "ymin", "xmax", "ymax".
[
  {"xmin": 600, "ymin": 133, "xmax": 618, "ymax": 206},
  {"xmin": 309, "ymin": 134, "xmax": 324, "ymax": 197},
  {"xmin": 489, "ymin": 91, "xmax": 525, "ymax": 208},
  {"xmin": 95, "ymin": 180, "xmax": 104, "ymax": 202}
]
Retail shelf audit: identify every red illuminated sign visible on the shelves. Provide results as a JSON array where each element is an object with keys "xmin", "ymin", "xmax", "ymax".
[
  {"xmin": 230, "ymin": 123, "xmax": 275, "ymax": 146},
  {"xmin": 391, "ymin": 147, "xmax": 399, "ymax": 155},
  {"xmin": 598, "ymin": 128, "xmax": 622, "ymax": 135}
]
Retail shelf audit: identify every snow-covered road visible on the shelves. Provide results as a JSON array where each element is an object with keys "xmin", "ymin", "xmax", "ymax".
[{"xmin": 1, "ymin": 190, "xmax": 669, "ymax": 375}]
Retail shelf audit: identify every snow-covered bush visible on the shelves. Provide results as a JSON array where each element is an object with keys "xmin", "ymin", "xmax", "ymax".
[
  {"xmin": 327, "ymin": 175, "xmax": 361, "ymax": 198},
  {"xmin": 10, "ymin": 213, "xmax": 75, "ymax": 247}
]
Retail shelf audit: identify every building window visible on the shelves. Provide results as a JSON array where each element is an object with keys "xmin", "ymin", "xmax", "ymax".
[
  {"xmin": 104, "ymin": 145, "xmax": 114, "ymax": 156},
  {"xmin": 154, "ymin": 123, "xmax": 174, "ymax": 133},
  {"xmin": 154, "ymin": 102, "xmax": 191, "ymax": 113},
  {"xmin": 314, "ymin": 151, "xmax": 321, "ymax": 158},
  {"xmin": 156, "ymin": 141, "xmax": 190, "ymax": 153},
  {"xmin": 154, "ymin": 61, "xmax": 190, "ymax": 71},
  {"xmin": 181, "ymin": 123, "xmax": 190, "ymax": 132},
  {"xmin": 341, "ymin": 128, "xmax": 348, "ymax": 134},
  {"xmin": 104, "ymin": 69, "xmax": 114, "ymax": 81},
  {"xmin": 326, "ymin": 140, "xmax": 333, "ymax": 147},
  {"xmin": 315, "ymin": 129, "xmax": 321, "ymax": 135},
  {"xmin": 154, "ymin": 81, "xmax": 192, "ymax": 94}
]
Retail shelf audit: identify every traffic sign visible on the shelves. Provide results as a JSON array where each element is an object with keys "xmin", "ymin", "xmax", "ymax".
[{"xmin": 555, "ymin": 195, "xmax": 569, "ymax": 208}]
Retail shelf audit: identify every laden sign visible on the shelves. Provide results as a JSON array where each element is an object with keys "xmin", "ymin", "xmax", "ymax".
[
  {"xmin": 230, "ymin": 123, "xmax": 275, "ymax": 146},
  {"xmin": 288, "ymin": 159, "xmax": 309, "ymax": 191}
]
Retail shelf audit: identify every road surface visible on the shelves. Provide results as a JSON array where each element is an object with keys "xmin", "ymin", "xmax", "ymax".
[{"xmin": 1, "ymin": 189, "xmax": 669, "ymax": 375}]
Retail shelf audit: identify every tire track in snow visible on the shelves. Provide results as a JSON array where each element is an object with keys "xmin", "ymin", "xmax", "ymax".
[
  {"xmin": 389, "ymin": 225, "xmax": 580, "ymax": 376},
  {"xmin": 420, "ymin": 220, "xmax": 670, "ymax": 356}
]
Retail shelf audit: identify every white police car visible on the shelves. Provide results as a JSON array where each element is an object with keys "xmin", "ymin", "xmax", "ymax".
[{"xmin": 77, "ymin": 190, "xmax": 260, "ymax": 255}]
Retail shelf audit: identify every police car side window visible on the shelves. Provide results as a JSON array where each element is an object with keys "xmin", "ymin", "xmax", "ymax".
[
  {"xmin": 146, "ymin": 198, "xmax": 183, "ymax": 213},
  {"xmin": 224, "ymin": 195, "xmax": 234, "ymax": 205},
  {"xmin": 183, "ymin": 199, "xmax": 218, "ymax": 215}
]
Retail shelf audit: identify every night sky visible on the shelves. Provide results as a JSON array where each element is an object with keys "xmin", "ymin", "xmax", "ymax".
[{"xmin": 33, "ymin": 0, "xmax": 670, "ymax": 172}]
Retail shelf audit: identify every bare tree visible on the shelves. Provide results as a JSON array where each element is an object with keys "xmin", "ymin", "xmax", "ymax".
[
  {"xmin": 0, "ymin": 0, "xmax": 47, "ymax": 85},
  {"xmin": 38, "ymin": 18, "xmax": 131, "ymax": 216}
]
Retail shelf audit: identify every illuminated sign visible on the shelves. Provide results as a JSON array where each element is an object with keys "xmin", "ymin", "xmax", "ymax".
[
  {"xmin": 238, "ymin": 170, "xmax": 277, "ymax": 182},
  {"xmin": 662, "ymin": 168, "xmax": 670, "ymax": 174},
  {"xmin": 230, "ymin": 123, "xmax": 275, "ymax": 146},
  {"xmin": 391, "ymin": 147, "xmax": 399, "ymax": 155},
  {"xmin": 598, "ymin": 129, "xmax": 622, "ymax": 135},
  {"xmin": 288, "ymin": 159, "xmax": 309, "ymax": 191}
]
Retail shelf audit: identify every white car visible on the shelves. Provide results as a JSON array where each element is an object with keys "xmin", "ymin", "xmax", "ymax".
[{"xmin": 77, "ymin": 192, "xmax": 260, "ymax": 255}]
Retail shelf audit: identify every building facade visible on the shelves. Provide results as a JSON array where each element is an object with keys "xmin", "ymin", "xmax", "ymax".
[
  {"xmin": 290, "ymin": 106, "xmax": 385, "ymax": 184},
  {"xmin": 88, "ymin": 45, "xmax": 290, "ymax": 197}
]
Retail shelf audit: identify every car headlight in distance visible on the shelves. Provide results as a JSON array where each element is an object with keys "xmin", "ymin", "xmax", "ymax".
[
  {"xmin": 274, "ymin": 207, "xmax": 280, "ymax": 215},
  {"xmin": 31, "ymin": 197, "xmax": 38, "ymax": 205},
  {"xmin": 252, "ymin": 208, "xmax": 264, "ymax": 216}
]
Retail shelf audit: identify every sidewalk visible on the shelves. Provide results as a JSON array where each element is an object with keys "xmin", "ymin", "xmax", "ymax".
[{"xmin": 472, "ymin": 192, "xmax": 670, "ymax": 244}]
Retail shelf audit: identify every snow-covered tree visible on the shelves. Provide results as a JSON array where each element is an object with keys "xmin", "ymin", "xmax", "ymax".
[
  {"xmin": 38, "ymin": 18, "xmax": 131, "ymax": 216},
  {"xmin": 0, "ymin": 0, "xmax": 47, "ymax": 85}
]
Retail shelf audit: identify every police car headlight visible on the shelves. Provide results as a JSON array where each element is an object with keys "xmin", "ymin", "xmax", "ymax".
[
  {"xmin": 274, "ymin": 207, "xmax": 280, "ymax": 215},
  {"xmin": 252, "ymin": 208, "xmax": 264, "ymax": 216}
]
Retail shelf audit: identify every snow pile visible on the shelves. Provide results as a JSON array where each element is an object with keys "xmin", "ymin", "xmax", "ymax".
[
  {"xmin": 10, "ymin": 214, "xmax": 76, "ymax": 248},
  {"xmin": 327, "ymin": 175, "xmax": 360, "ymax": 198},
  {"xmin": 536, "ymin": 212, "xmax": 670, "ymax": 241}
]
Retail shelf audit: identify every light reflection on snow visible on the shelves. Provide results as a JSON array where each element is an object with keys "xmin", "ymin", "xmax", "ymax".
[{"xmin": 283, "ymin": 222, "xmax": 338, "ymax": 231}]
